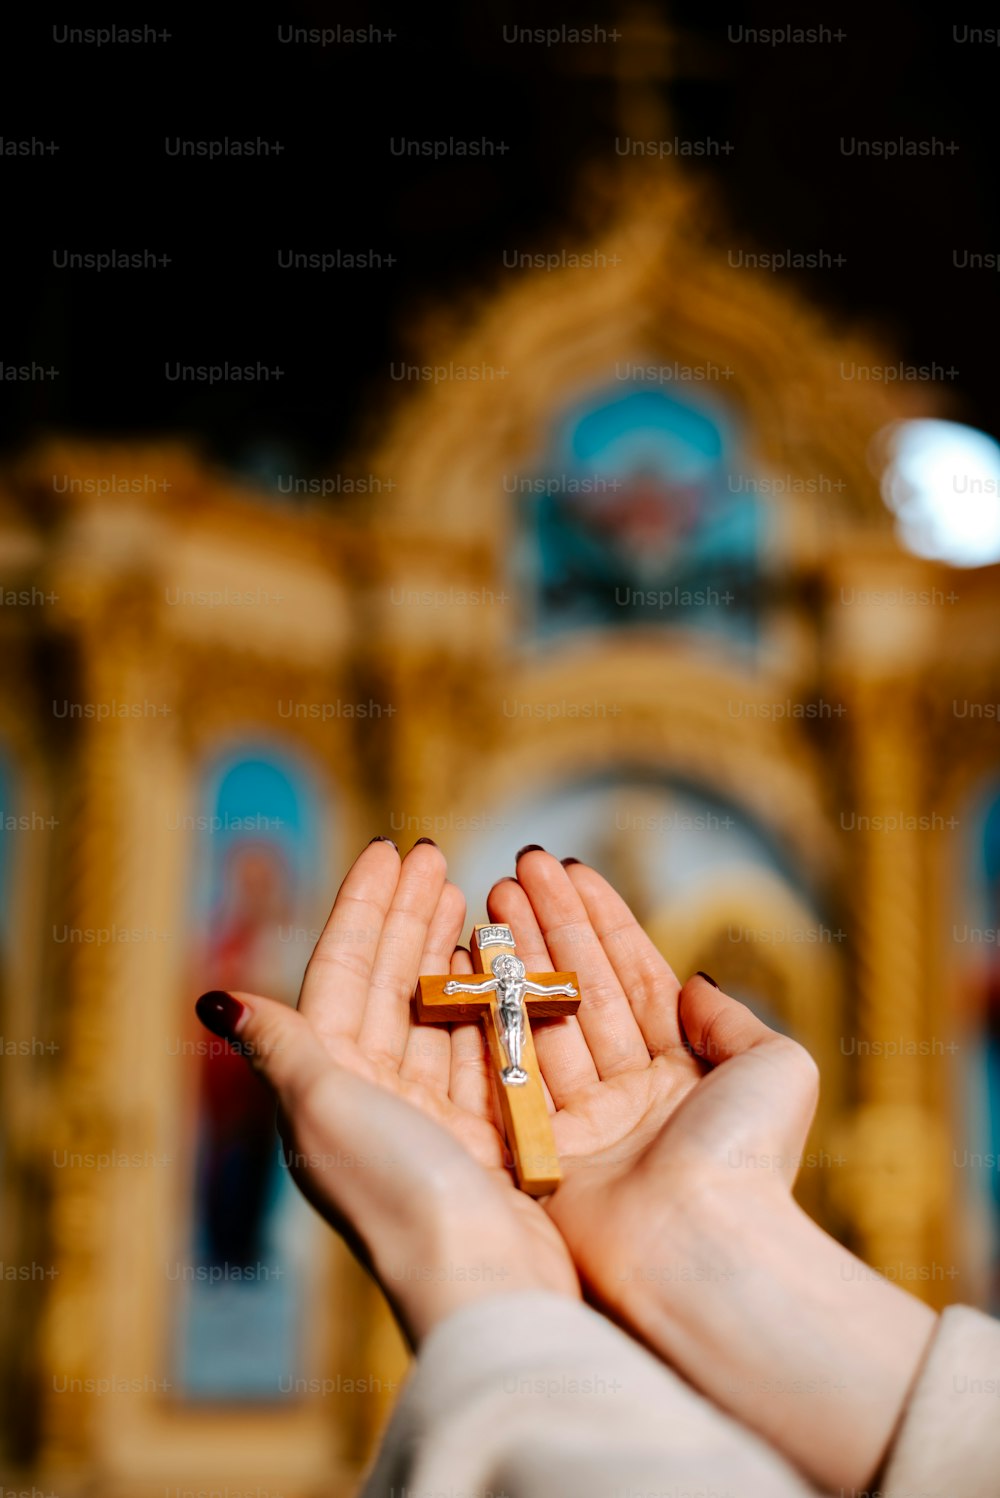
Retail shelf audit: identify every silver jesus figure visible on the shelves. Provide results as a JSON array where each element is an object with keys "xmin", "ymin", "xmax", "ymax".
[{"xmin": 443, "ymin": 953, "xmax": 578, "ymax": 1086}]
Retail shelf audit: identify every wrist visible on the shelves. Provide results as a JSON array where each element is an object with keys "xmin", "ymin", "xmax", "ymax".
[
  {"xmin": 616, "ymin": 1178, "xmax": 937, "ymax": 1492},
  {"xmin": 375, "ymin": 1185, "xmax": 578, "ymax": 1348},
  {"xmin": 594, "ymin": 1161, "xmax": 744, "ymax": 1323}
]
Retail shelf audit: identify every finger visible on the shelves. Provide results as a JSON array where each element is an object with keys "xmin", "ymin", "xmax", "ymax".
[
  {"xmin": 675, "ymin": 973, "xmax": 820, "ymax": 1186},
  {"xmin": 485, "ymin": 875, "xmax": 599, "ymax": 1105},
  {"xmin": 298, "ymin": 838, "xmax": 400, "ymax": 1042},
  {"xmin": 399, "ymin": 881, "xmax": 467, "ymax": 1089},
  {"xmin": 357, "ymin": 840, "xmax": 449, "ymax": 1067},
  {"xmin": 509, "ymin": 849, "xmax": 651, "ymax": 1077},
  {"xmin": 195, "ymin": 987, "xmax": 329, "ymax": 1108},
  {"xmin": 679, "ymin": 971, "xmax": 789, "ymax": 1064},
  {"xmin": 563, "ymin": 859, "xmax": 684, "ymax": 1057},
  {"xmin": 447, "ymin": 946, "xmax": 498, "ymax": 1124}
]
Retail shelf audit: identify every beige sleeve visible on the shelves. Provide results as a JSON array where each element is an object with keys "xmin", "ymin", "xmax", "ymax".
[
  {"xmin": 358, "ymin": 1291, "xmax": 820, "ymax": 1498},
  {"xmin": 881, "ymin": 1303, "xmax": 1000, "ymax": 1498}
]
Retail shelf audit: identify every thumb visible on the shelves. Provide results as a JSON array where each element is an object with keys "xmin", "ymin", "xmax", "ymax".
[
  {"xmin": 652, "ymin": 972, "xmax": 821, "ymax": 1191},
  {"xmin": 193, "ymin": 988, "xmax": 478, "ymax": 1201},
  {"xmin": 194, "ymin": 987, "xmax": 330, "ymax": 1109},
  {"xmin": 679, "ymin": 970, "xmax": 792, "ymax": 1066},
  {"xmin": 194, "ymin": 987, "xmax": 406, "ymax": 1299},
  {"xmin": 194, "ymin": 986, "xmax": 404, "ymax": 1237},
  {"xmin": 194, "ymin": 986, "xmax": 497, "ymax": 1228}
]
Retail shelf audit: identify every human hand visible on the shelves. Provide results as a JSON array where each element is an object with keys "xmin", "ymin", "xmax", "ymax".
[
  {"xmin": 195, "ymin": 838, "xmax": 579, "ymax": 1347},
  {"xmin": 478, "ymin": 850, "xmax": 817, "ymax": 1270},
  {"xmin": 481, "ymin": 849, "xmax": 936, "ymax": 1493}
]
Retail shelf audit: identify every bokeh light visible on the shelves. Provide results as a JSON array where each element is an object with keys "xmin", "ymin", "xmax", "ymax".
[{"xmin": 876, "ymin": 418, "xmax": 1000, "ymax": 568}]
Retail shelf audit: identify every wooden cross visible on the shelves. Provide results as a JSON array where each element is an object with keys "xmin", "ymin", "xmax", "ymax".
[{"xmin": 416, "ymin": 923, "xmax": 581, "ymax": 1195}]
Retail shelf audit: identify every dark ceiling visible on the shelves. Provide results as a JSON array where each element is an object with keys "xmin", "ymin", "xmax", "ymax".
[{"xmin": 5, "ymin": 2, "xmax": 997, "ymax": 475}]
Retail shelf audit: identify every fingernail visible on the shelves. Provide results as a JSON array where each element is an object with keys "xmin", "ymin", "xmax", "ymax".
[
  {"xmin": 561, "ymin": 857, "xmax": 581, "ymax": 866},
  {"xmin": 515, "ymin": 843, "xmax": 545, "ymax": 861},
  {"xmin": 414, "ymin": 836, "xmax": 437, "ymax": 847},
  {"xmin": 695, "ymin": 971, "xmax": 719, "ymax": 989},
  {"xmin": 196, "ymin": 990, "xmax": 246, "ymax": 1038},
  {"xmin": 369, "ymin": 835, "xmax": 398, "ymax": 850},
  {"xmin": 497, "ymin": 874, "xmax": 518, "ymax": 883}
]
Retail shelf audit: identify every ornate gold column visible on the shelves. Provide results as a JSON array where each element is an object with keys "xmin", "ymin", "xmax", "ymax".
[{"xmin": 827, "ymin": 545, "xmax": 951, "ymax": 1299}]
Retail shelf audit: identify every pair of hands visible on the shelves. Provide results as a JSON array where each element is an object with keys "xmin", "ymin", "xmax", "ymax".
[{"xmin": 196, "ymin": 837, "xmax": 935, "ymax": 1493}]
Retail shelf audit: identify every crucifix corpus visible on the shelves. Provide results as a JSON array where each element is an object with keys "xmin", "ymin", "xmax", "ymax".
[{"xmin": 416, "ymin": 923, "xmax": 581, "ymax": 1195}]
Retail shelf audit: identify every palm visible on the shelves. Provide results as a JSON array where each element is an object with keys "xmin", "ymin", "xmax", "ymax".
[
  {"xmin": 299, "ymin": 841, "xmax": 694, "ymax": 1212},
  {"xmin": 387, "ymin": 849, "xmax": 703, "ymax": 1183},
  {"xmin": 552, "ymin": 1053, "xmax": 701, "ymax": 1166},
  {"xmin": 323, "ymin": 1028, "xmax": 509, "ymax": 1171},
  {"xmin": 291, "ymin": 839, "xmax": 576, "ymax": 1287},
  {"xmin": 317, "ymin": 1030, "xmax": 575, "ymax": 1287},
  {"xmin": 344, "ymin": 964, "xmax": 699, "ymax": 1187}
]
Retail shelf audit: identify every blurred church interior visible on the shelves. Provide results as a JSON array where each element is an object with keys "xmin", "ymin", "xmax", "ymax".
[{"xmin": 2, "ymin": 11, "xmax": 1000, "ymax": 1497}]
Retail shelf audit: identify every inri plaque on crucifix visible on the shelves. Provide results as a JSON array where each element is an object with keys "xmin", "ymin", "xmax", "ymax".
[{"xmin": 416, "ymin": 923, "xmax": 581, "ymax": 1195}]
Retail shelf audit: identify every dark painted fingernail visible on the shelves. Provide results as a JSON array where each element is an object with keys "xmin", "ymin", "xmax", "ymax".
[
  {"xmin": 696, "ymin": 971, "xmax": 719, "ymax": 989},
  {"xmin": 369, "ymin": 835, "xmax": 398, "ymax": 850},
  {"xmin": 561, "ymin": 857, "xmax": 581, "ymax": 866},
  {"xmin": 515, "ymin": 843, "xmax": 545, "ymax": 861},
  {"xmin": 414, "ymin": 836, "xmax": 437, "ymax": 847},
  {"xmin": 196, "ymin": 990, "xmax": 246, "ymax": 1038}
]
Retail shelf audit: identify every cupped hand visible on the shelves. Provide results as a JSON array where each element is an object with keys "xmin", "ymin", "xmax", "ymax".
[
  {"xmin": 439, "ymin": 849, "xmax": 709, "ymax": 1213},
  {"xmin": 195, "ymin": 838, "xmax": 579, "ymax": 1346},
  {"xmin": 481, "ymin": 850, "xmax": 820, "ymax": 1295},
  {"xmin": 486, "ymin": 851, "xmax": 934, "ymax": 1494}
]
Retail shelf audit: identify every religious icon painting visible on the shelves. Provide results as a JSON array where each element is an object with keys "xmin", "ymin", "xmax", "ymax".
[
  {"xmin": 171, "ymin": 748, "xmax": 328, "ymax": 1400},
  {"xmin": 953, "ymin": 780, "xmax": 1000, "ymax": 1312},
  {"xmin": 512, "ymin": 382, "xmax": 767, "ymax": 645}
]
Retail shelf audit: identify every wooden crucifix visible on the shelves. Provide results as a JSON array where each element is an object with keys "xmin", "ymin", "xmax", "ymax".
[{"xmin": 416, "ymin": 923, "xmax": 581, "ymax": 1195}]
